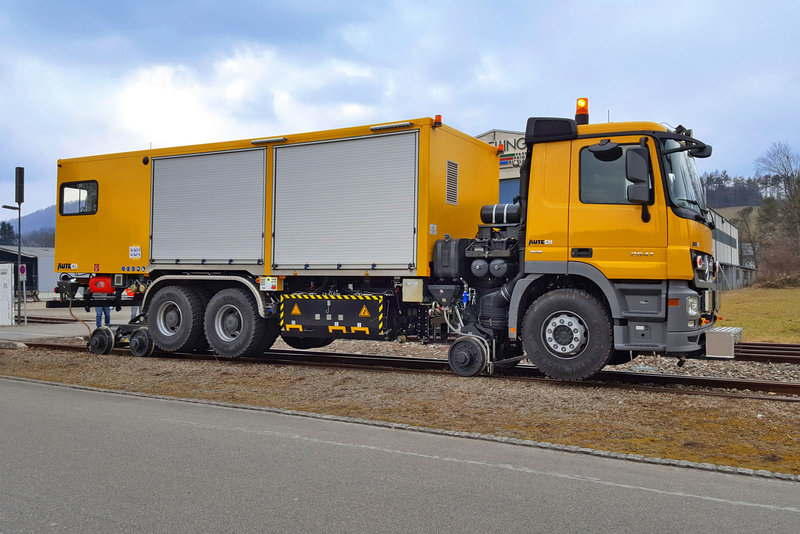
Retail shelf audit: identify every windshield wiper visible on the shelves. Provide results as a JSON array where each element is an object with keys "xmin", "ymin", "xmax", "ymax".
[{"xmin": 674, "ymin": 199, "xmax": 715, "ymax": 228}]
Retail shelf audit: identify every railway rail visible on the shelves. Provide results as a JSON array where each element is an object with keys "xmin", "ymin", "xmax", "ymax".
[
  {"xmin": 17, "ymin": 340, "xmax": 800, "ymax": 402},
  {"xmin": 13, "ymin": 320, "xmax": 800, "ymax": 376},
  {"xmin": 735, "ymin": 342, "xmax": 800, "ymax": 364},
  {"xmin": 16, "ymin": 318, "xmax": 800, "ymax": 363}
]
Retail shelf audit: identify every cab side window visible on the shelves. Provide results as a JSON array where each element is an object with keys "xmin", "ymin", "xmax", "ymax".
[
  {"xmin": 580, "ymin": 145, "xmax": 649, "ymax": 204},
  {"xmin": 60, "ymin": 181, "xmax": 98, "ymax": 215}
]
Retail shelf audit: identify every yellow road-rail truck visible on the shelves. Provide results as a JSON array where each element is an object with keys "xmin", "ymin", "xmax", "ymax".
[{"xmin": 54, "ymin": 100, "xmax": 718, "ymax": 379}]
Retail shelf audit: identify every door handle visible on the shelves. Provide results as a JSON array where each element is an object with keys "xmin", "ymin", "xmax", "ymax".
[{"xmin": 571, "ymin": 248, "xmax": 593, "ymax": 258}]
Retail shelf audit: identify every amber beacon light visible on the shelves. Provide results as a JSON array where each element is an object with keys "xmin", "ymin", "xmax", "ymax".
[{"xmin": 575, "ymin": 98, "xmax": 589, "ymax": 125}]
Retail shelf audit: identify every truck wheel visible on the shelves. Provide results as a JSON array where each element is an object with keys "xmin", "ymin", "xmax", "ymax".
[
  {"xmin": 149, "ymin": 286, "xmax": 205, "ymax": 353},
  {"xmin": 521, "ymin": 289, "xmax": 612, "ymax": 380},
  {"xmin": 204, "ymin": 288, "xmax": 266, "ymax": 358},
  {"xmin": 281, "ymin": 336, "xmax": 334, "ymax": 350},
  {"xmin": 250, "ymin": 318, "xmax": 282, "ymax": 358},
  {"xmin": 260, "ymin": 318, "xmax": 281, "ymax": 351}
]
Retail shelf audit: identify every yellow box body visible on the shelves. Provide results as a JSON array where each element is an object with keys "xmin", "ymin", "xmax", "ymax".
[{"xmin": 55, "ymin": 119, "xmax": 498, "ymax": 278}]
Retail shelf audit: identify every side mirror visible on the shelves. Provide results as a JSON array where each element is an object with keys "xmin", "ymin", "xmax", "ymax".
[
  {"xmin": 689, "ymin": 145, "xmax": 713, "ymax": 158},
  {"xmin": 627, "ymin": 183, "xmax": 649, "ymax": 204},
  {"xmin": 625, "ymin": 147, "xmax": 651, "ymax": 222},
  {"xmin": 625, "ymin": 147, "xmax": 649, "ymax": 186},
  {"xmin": 588, "ymin": 139, "xmax": 622, "ymax": 162}
]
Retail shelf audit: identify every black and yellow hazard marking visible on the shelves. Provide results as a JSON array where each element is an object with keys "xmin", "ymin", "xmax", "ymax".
[
  {"xmin": 284, "ymin": 294, "xmax": 381, "ymax": 300},
  {"xmin": 280, "ymin": 293, "xmax": 386, "ymax": 338}
]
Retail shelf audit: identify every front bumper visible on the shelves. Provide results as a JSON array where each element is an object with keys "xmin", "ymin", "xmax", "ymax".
[{"xmin": 666, "ymin": 281, "xmax": 716, "ymax": 355}]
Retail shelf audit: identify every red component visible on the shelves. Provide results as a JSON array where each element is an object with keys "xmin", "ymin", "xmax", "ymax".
[{"xmin": 89, "ymin": 276, "xmax": 114, "ymax": 294}]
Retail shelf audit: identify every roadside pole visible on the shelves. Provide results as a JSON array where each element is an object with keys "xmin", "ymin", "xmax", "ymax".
[{"xmin": 2, "ymin": 167, "xmax": 24, "ymax": 325}]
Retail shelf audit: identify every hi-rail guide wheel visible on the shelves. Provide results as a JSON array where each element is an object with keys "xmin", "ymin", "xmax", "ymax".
[
  {"xmin": 88, "ymin": 326, "xmax": 115, "ymax": 355},
  {"xmin": 448, "ymin": 336, "xmax": 488, "ymax": 377},
  {"xmin": 129, "ymin": 327, "xmax": 155, "ymax": 357}
]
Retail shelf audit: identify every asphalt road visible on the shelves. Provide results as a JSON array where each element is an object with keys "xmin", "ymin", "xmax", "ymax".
[{"xmin": 1, "ymin": 378, "xmax": 798, "ymax": 533}]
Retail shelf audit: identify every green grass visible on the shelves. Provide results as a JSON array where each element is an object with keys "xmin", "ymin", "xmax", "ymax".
[{"xmin": 717, "ymin": 287, "xmax": 800, "ymax": 343}]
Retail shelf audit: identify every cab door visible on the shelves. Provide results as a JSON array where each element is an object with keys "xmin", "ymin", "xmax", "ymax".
[{"xmin": 568, "ymin": 135, "xmax": 667, "ymax": 280}]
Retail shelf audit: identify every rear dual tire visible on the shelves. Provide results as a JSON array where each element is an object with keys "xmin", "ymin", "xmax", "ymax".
[
  {"xmin": 204, "ymin": 288, "xmax": 278, "ymax": 358},
  {"xmin": 148, "ymin": 287, "xmax": 206, "ymax": 353}
]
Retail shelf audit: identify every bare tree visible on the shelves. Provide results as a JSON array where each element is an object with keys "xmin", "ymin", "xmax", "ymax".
[
  {"xmin": 754, "ymin": 142, "xmax": 800, "ymax": 247},
  {"xmin": 731, "ymin": 206, "xmax": 761, "ymax": 270}
]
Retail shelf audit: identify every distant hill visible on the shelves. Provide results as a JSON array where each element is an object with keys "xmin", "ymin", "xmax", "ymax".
[
  {"xmin": 714, "ymin": 206, "xmax": 757, "ymax": 221},
  {"xmin": 1, "ymin": 204, "xmax": 56, "ymax": 233}
]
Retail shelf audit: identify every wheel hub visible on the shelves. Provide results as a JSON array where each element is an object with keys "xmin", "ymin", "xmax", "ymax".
[
  {"xmin": 543, "ymin": 312, "xmax": 588, "ymax": 358},
  {"xmin": 165, "ymin": 309, "xmax": 179, "ymax": 329},
  {"xmin": 452, "ymin": 348, "xmax": 471, "ymax": 366},
  {"xmin": 157, "ymin": 301, "xmax": 181, "ymax": 336},
  {"xmin": 215, "ymin": 305, "xmax": 243, "ymax": 341}
]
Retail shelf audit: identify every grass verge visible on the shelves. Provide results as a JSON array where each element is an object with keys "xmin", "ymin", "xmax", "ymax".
[{"xmin": 718, "ymin": 288, "xmax": 800, "ymax": 343}]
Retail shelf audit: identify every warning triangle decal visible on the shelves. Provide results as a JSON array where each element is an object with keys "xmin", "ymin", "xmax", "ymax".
[
  {"xmin": 358, "ymin": 305, "xmax": 371, "ymax": 318},
  {"xmin": 291, "ymin": 303, "xmax": 302, "ymax": 316}
]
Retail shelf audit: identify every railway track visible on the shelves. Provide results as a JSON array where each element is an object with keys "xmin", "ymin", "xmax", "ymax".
[
  {"xmin": 15, "ymin": 316, "xmax": 87, "ymax": 325},
  {"xmin": 18, "ymin": 317, "xmax": 800, "ymax": 365},
  {"xmin": 735, "ymin": 342, "xmax": 800, "ymax": 364},
  {"xmin": 20, "ymin": 341, "xmax": 800, "ymax": 401}
]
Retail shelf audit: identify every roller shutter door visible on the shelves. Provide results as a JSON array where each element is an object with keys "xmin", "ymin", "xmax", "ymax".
[
  {"xmin": 272, "ymin": 131, "xmax": 418, "ymax": 270},
  {"xmin": 151, "ymin": 149, "xmax": 266, "ymax": 264}
]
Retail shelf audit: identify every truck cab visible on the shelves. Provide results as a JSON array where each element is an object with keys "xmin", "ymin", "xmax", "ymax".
[{"xmin": 484, "ymin": 112, "xmax": 717, "ymax": 378}]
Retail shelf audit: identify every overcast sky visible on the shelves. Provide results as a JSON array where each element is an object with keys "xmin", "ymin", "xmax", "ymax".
[{"xmin": 1, "ymin": 0, "xmax": 798, "ymax": 215}]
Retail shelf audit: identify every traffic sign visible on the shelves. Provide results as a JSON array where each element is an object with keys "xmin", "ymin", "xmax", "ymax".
[{"xmin": 19, "ymin": 264, "xmax": 26, "ymax": 282}]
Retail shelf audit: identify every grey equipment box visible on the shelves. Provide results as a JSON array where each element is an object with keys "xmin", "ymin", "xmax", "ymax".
[{"xmin": 705, "ymin": 326, "xmax": 743, "ymax": 359}]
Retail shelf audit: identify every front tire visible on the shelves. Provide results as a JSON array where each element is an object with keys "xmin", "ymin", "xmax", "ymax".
[
  {"xmin": 204, "ymin": 288, "xmax": 266, "ymax": 358},
  {"xmin": 521, "ymin": 289, "xmax": 612, "ymax": 380}
]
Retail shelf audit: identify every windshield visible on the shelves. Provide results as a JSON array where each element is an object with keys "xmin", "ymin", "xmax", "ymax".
[{"xmin": 662, "ymin": 139, "xmax": 707, "ymax": 213}]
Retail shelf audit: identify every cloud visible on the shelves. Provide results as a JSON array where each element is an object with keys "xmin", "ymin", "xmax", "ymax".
[{"xmin": 112, "ymin": 45, "xmax": 383, "ymax": 146}]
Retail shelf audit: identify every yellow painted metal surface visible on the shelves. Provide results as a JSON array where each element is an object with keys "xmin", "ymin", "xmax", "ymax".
[
  {"xmin": 55, "ymin": 118, "xmax": 498, "ymax": 278},
  {"xmin": 568, "ymin": 134, "xmax": 669, "ymax": 279},
  {"xmin": 422, "ymin": 123, "xmax": 498, "ymax": 275},
  {"xmin": 524, "ymin": 141, "xmax": 571, "ymax": 263},
  {"xmin": 55, "ymin": 153, "xmax": 152, "ymax": 275}
]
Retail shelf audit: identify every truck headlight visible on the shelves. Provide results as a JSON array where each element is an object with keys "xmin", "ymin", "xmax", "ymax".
[{"xmin": 686, "ymin": 296, "xmax": 700, "ymax": 318}]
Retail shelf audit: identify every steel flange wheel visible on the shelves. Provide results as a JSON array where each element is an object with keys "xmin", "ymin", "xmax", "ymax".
[
  {"xmin": 88, "ymin": 326, "xmax": 115, "ymax": 355},
  {"xmin": 129, "ymin": 328, "xmax": 155, "ymax": 357},
  {"xmin": 448, "ymin": 336, "xmax": 488, "ymax": 377}
]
